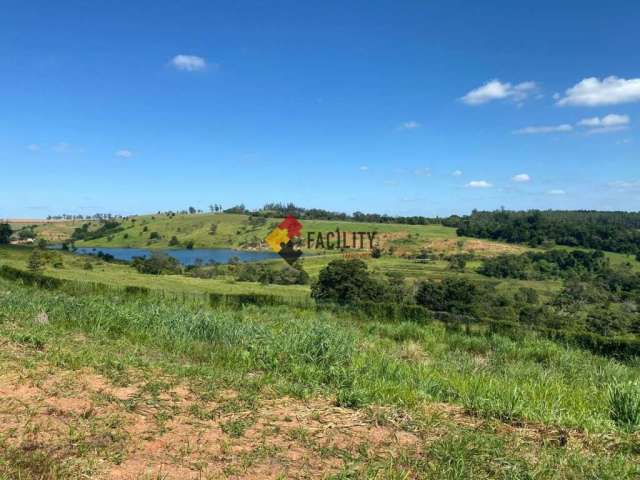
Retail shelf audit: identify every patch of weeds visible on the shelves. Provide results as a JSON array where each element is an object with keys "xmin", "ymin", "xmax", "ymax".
[
  {"xmin": 221, "ymin": 415, "xmax": 256, "ymax": 438},
  {"xmin": 11, "ymin": 333, "xmax": 45, "ymax": 351},
  {"xmin": 336, "ymin": 387, "xmax": 365, "ymax": 408},
  {"xmin": 96, "ymin": 358, "xmax": 130, "ymax": 386},
  {"xmin": 288, "ymin": 426, "xmax": 312, "ymax": 446},
  {"xmin": 188, "ymin": 403, "xmax": 215, "ymax": 421},
  {"xmin": 141, "ymin": 379, "xmax": 172, "ymax": 398}
]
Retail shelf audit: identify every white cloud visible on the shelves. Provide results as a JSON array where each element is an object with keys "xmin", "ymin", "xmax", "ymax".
[
  {"xmin": 609, "ymin": 180, "xmax": 640, "ymax": 191},
  {"xmin": 513, "ymin": 124, "xmax": 573, "ymax": 135},
  {"xmin": 170, "ymin": 54, "xmax": 207, "ymax": 72},
  {"xmin": 398, "ymin": 121, "xmax": 421, "ymax": 130},
  {"xmin": 115, "ymin": 149, "xmax": 133, "ymax": 158},
  {"xmin": 52, "ymin": 142, "xmax": 71, "ymax": 153},
  {"xmin": 451, "ymin": 169, "xmax": 463, "ymax": 177},
  {"xmin": 27, "ymin": 144, "xmax": 40, "ymax": 152},
  {"xmin": 466, "ymin": 180, "xmax": 492, "ymax": 188},
  {"xmin": 461, "ymin": 79, "xmax": 537, "ymax": 105},
  {"xmin": 557, "ymin": 76, "xmax": 640, "ymax": 106},
  {"xmin": 359, "ymin": 165, "xmax": 369, "ymax": 171},
  {"xmin": 413, "ymin": 167, "xmax": 431, "ymax": 177},
  {"xmin": 512, "ymin": 173, "xmax": 531, "ymax": 183},
  {"xmin": 547, "ymin": 189, "xmax": 566, "ymax": 195},
  {"xmin": 577, "ymin": 114, "xmax": 630, "ymax": 127}
]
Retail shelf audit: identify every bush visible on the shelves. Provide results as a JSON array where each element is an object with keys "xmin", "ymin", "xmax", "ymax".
[
  {"xmin": 0, "ymin": 223, "xmax": 13, "ymax": 244},
  {"xmin": 608, "ymin": 382, "xmax": 640, "ymax": 432},
  {"xmin": 168, "ymin": 236, "xmax": 180, "ymax": 246},
  {"xmin": 311, "ymin": 259, "xmax": 385, "ymax": 305},
  {"xmin": 415, "ymin": 278, "xmax": 478, "ymax": 315},
  {"xmin": 132, "ymin": 252, "xmax": 181, "ymax": 275},
  {"xmin": 149, "ymin": 231, "xmax": 160, "ymax": 240},
  {"xmin": 27, "ymin": 249, "xmax": 45, "ymax": 274}
]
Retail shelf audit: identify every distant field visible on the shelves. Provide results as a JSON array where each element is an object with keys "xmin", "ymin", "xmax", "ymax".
[{"xmin": 8, "ymin": 219, "xmax": 96, "ymax": 242}]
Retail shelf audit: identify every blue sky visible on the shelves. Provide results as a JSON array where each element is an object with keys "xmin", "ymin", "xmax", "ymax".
[{"xmin": 1, "ymin": 0, "xmax": 639, "ymax": 218}]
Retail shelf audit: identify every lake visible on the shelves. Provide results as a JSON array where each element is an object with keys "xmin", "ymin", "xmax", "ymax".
[{"xmin": 63, "ymin": 247, "xmax": 279, "ymax": 266}]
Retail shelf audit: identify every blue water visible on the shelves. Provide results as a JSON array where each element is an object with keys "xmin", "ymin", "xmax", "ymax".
[{"xmin": 65, "ymin": 247, "xmax": 279, "ymax": 266}]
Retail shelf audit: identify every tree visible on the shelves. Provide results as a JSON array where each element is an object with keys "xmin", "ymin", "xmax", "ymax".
[
  {"xmin": 448, "ymin": 254, "xmax": 467, "ymax": 271},
  {"xmin": 0, "ymin": 223, "xmax": 12, "ymax": 244},
  {"xmin": 168, "ymin": 236, "xmax": 180, "ymax": 246},
  {"xmin": 27, "ymin": 249, "xmax": 45, "ymax": 275},
  {"xmin": 188, "ymin": 206, "xmax": 196, "ymax": 214},
  {"xmin": 415, "ymin": 278, "xmax": 478, "ymax": 315},
  {"xmin": 18, "ymin": 228, "xmax": 36, "ymax": 240},
  {"xmin": 185, "ymin": 240, "xmax": 195, "ymax": 250},
  {"xmin": 311, "ymin": 259, "xmax": 384, "ymax": 305},
  {"xmin": 132, "ymin": 252, "xmax": 181, "ymax": 275}
]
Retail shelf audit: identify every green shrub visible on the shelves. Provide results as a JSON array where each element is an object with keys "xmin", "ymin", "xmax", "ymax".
[{"xmin": 311, "ymin": 259, "xmax": 385, "ymax": 305}]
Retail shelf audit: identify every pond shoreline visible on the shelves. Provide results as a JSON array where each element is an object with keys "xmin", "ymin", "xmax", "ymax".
[{"xmin": 49, "ymin": 245, "xmax": 280, "ymax": 267}]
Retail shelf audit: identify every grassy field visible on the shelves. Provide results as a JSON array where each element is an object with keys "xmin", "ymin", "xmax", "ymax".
[
  {"xmin": 0, "ymin": 245, "xmax": 310, "ymax": 300},
  {"xmin": 71, "ymin": 213, "xmax": 462, "ymax": 253},
  {"xmin": 0, "ymin": 245, "xmax": 564, "ymax": 303},
  {"xmin": 0, "ymin": 278, "xmax": 638, "ymax": 478},
  {"xmin": 3, "ymin": 213, "xmax": 639, "ymax": 478},
  {"xmin": 8, "ymin": 219, "xmax": 97, "ymax": 243}
]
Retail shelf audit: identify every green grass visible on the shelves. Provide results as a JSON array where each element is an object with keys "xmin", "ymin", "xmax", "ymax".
[
  {"xmin": 69, "ymin": 212, "xmax": 458, "ymax": 251},
  {"xmin": 0, "ymin": 245, "xmax": 310, "ymax": 300},
  {"xmin": 0, "ymin": 244, "xmax": 564, "ymax": 306},
  {"xmin": 0, "ymin": 278, "xmax": 638, "ymax": 477}
]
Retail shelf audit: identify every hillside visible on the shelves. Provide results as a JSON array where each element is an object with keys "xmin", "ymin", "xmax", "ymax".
[
  {"xmin": 24, "ymin": 212, "xmax": 531, "ymax": 258},
  {"xmin": 1, "ymin": 277, "xmax": 639, "ymax": 478}
]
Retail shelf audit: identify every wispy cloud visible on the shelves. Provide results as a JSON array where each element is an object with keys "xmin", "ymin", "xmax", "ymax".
[
  {"xmin": 513, "ymin": 124, "xmax": 573, "ymax": 135},
  {"xmin": 608, "ymin": 180, "xmax": 640, "ymax": 192},
  {"xmin": 461, "ymin": 79, "xmax": 537, "ymax": 105},
  {"xmin": 557, "ymin": 76, "xmax": 640, "ymax": 106},
  {"xmin": 512, "ymin": 173, "xmax": 531, "ymax": 183},
  {"xmin": 466, "ymin": 180, "xmax": 492, "ymax": 188},
  {"xmin": 451, "ymin": 169, "xmax": 463, "ymax": 177},
  {"xmin": 577, "ymin": 114, "xmax": 630, "ymax": 134},
  {"xmin": 52, "ymin": 142, "xmax": 72, "ymax": 153},
  {"xmin": 359, "ymin": 165, "xmax": 369, "ymax": 171},
  {"xmin": 27, "ymin": 144, "xmax": 40, "ymax": 152},
  {"xmin": 547, "ymin": 189, "xmax": 566, "ymax": 195},
  {"xmin": 398, "ymin": 121, "xmax": 421, "ymax": 130},
  {"xmin": 413, "ymin": 167, "xmax": 431, "ymax": 177},
  {"xmin": 170, "ymin": 54, "xmax": 207, "ymax": 72},
  {"xmin": 115, "ymin": 149, "xmax": 133, "ymax": 158}
]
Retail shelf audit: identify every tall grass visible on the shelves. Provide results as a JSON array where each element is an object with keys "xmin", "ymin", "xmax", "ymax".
[
  {"xmin": 608, "ymin": 382, "xmax": 640, "ymax": 432},
  {"xmin": 0, "ymin": 278, "xmax": 639, "ymax": 432}
]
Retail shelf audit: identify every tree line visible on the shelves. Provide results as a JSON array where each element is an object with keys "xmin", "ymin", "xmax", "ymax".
[{"xmin": 456, "ymin": 209, "xmax": 640, "ymax": 254}]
